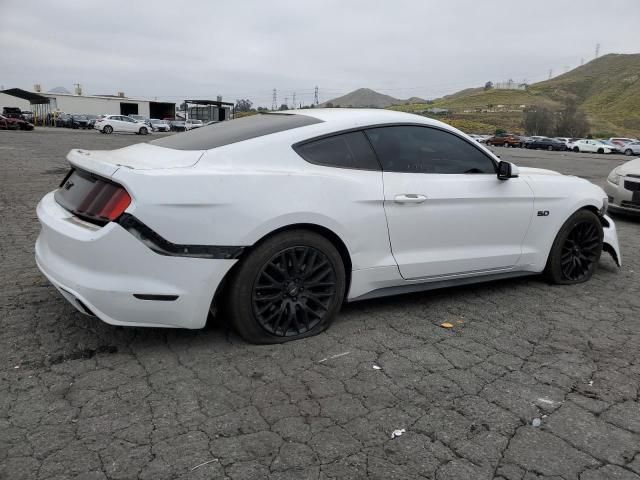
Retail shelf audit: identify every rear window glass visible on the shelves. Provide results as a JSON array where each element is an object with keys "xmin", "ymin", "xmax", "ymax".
[
  {"xmin": 150, "ymin": 113, "xmax": 323, "ymax": 150},
  {"xmin": 294, "ymin": 131, "xmax": 380, "ymax": 170}
]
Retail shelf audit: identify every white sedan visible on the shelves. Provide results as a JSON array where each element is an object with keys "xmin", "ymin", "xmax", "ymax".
[
  {"xmin": 571, "ymin": 139, "xmax": 618, "ymax": 154},
  {"xmin": 94, "ymin": 115, "xmax": 151, "ymax": 135},
  {"xmin": 36, "ymin": 109, "xmax": 621, "ymax": 343}
]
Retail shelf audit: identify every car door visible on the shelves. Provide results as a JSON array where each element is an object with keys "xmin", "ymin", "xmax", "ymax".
[
  {"xmin": 366, "ymin": 125, "xmax": 534, "ymax": 280},
  {"xmin": 121, "ymin": 116, "xmax": 138, "ymax": 132}
]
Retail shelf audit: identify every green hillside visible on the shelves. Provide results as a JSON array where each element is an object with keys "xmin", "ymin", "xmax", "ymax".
[{"xmin": 389, "ymin": 53, "xmax": 640, "ymax": 136}]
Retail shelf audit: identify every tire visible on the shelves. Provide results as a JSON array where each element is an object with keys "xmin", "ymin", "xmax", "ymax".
[
  {"xmin": 544, "ymin": 210, "xmax": 603, "ymax": 285},
  {"xmin": 597, "ymin": 148, "xmax": 604, "ymax": 154},
  {"xmin": 139, "ymin": 126, "xmax": 148, "ymax": 135},
  {"xmin": 103, "ymin": 125, "xmax": 113, "ymax": 134},
  {"xmin": 573, "ymin": 147, "xmax": 579, "ymax": 153},
  {"xmin": 625, "ymin": 149, "xmax": 633, "ymax": 156},
  {"xmin": 547, "ymin": 145, "xmax": 553, "ymax": 151},
  {"xmin": 226, "ymin": 230, "xmax": 346, "ymax": 344}
]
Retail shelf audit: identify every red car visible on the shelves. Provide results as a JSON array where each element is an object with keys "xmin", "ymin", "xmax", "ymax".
[{"xmin": 0, "ymin": 114, "xmax": 34, "ymax": 131}]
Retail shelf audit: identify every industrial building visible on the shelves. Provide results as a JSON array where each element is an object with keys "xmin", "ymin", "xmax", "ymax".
[{"xmin": 0, "ymin": 88, "xmax": 233, "ymax": 125}]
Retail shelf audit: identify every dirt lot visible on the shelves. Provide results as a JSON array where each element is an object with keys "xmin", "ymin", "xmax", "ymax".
[{"xmin": 1, "ymin": 129, "xmax": 639, "ymax": 480}]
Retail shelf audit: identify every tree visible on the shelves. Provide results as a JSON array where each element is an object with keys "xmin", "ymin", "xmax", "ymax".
[
  {"xmin": 325, "ymin": 102, "xmax": 334, "ymax": 108},
  {"xmin": 484, "ymin": 81, "xmax": 493, "ymax": 90},
  {"xmin": 555, "ymin": 98, "xmax": 589, "ymax": 137},
  {"xmin": 278, "ymin": 104, "xmax": 288, "ymax": 111},
  {"xmin": 235, "ymin": 99, "xmax": 253, "ymax": 112},
  {"xmin": 523, "ymin": 106, "xmax": 555, "ymax": 136},
  {"xmin": 495, "ymin": 128, "xmax": 506, "ymax": 136}
]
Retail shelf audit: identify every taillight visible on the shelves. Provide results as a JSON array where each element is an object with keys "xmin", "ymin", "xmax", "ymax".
[{"xmin": 54, "ymin": 169, "xmax": 131, "ymax": 225}]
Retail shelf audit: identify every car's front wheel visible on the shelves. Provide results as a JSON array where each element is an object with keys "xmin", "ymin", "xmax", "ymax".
[
  {"xmin": 625, "ymin": 149, "xmax": 633, "ymax": 156},
  {"xmin": 226, "ymin": 230, "xmax": 346, "ymax": 344},
  {"xmin": 544, "ymin": 210, "xmax": 603, "ymax": 285},
  {"xmin": 139, "ymin": 126, "xmax": 148, "ymax": 135}
]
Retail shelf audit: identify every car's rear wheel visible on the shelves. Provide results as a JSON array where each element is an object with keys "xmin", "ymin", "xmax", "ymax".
[
  {"xmin": 547, "ymin": 145, "xmax": 553, "ymax": 151},
  {"xmin": 139, "ymin": 126, "xmax": 148, "ymax": 135},
  {"xmin": 103, "ymin": 125, "xmax": 113, "ymax": 134},
  {"xmin": 544, "ymin": 210, "xmax": 603, "ymax": 285},
  {"xmin": 226, "ymin": 230, "xmax": 346, "ymax": 344},
  {"xmin": 573, "ymin": 147, "xmax": 579, "ymax": 153},
  {"xmin": 625, "ymin": 148, "xmax": 633, "ymax": 156}
]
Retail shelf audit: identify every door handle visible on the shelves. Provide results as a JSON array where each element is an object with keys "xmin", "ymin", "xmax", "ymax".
[{"xmin": 394, "ymin": 194, "xmax": 427, "ymax": 204}]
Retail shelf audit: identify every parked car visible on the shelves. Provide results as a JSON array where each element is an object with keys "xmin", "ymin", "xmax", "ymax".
[
  {"xmin": 70, "ymin": 115, "xmax": 91, "ymax": 129},
  {"xmin": 0, "ymin": 114, "xmax": 34, "ymax": 130},
  {"xmin": 94, "ymin": 115, "xmax": 151, "ymax": 135},
  {"xmin": 21, "ymin": 111, "xmax": 34, "ymax": 123},
  {"xmin": 572, "ymin": 139, "xmax": 619, "ymax": 154},
  {"xmin": 55, "ymin": 113, "xmax": 72, "ymax": 128},
  {"xmin": 128, "ymin": 115, "xmax": 147, "ymax": 122},
  {"xmin": 525, "ymin": 137, "xmax": 566, "ymax": 151},
  {"xmin": 85, "ymin": 114, "xmax": 100, "ymax": 130},
  {"xmin": 169, "ymin": 120, "xmax": 187, "ymax": 132},
  {"xmin": 485, "ymin": 133, "xmax": 521, "ymax": 147},
  {"xmin": 468, "ymin": 134, "xmax": 486, "ymax": 143},
  {"xmin": 609, "ymin": 137, "xmax": 638, "ymax": 148},
  {"xmin": 35, "ymin": 109, "xmax": 620, "ymax": 344},
  {"xmin": 186, "ymin": 119, "xmax": 204, "ymax": 129},
  {"xmin": 149, "ymin": 119, "xmax": 171, "ymax": 132},
  {"xmin": 605, "ymin": 158, "xmax": 640, "ymax": 214},
  {"xmin": 620, "ymin": 141, "xmax": 640, "ymax": 156},
  {"xmin": 2, "ymin": 106, "xmax": 24, "ymax": 119}
]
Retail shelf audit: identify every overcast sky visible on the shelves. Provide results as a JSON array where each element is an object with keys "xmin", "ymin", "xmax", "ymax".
[{"xmin": 1, "ymin": 0, "xmax": 639, "ymax": 107}]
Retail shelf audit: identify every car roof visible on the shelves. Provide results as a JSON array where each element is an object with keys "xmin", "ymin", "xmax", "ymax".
[{"xmin": 292, "ymin": 108, "xmax": 447, "ymax": 129}]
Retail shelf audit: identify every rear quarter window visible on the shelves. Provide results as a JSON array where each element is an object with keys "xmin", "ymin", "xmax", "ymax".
[{"xmin": 293, "ymin": 131, "xmax": 380, "ymax": 170}]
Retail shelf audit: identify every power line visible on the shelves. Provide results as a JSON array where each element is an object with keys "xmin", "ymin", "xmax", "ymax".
[{"xmin": 292, "ymin": 92, "xmax": 296, "ymax": 110}]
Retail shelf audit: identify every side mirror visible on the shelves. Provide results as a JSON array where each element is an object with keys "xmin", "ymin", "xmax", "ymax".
[{"xmin": 497, "ymin": 161, "xmax": 519, "ymax": 180}]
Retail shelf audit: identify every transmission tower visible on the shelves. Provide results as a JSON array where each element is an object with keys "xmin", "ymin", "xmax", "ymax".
[
  {"xmin": 271, "ymin": 89, "xmax": 277, "ymax": 111},
  {"xmin": 284, "ymin": 97, "xmax": 289, "ymax": 109},
  {"xmin": 314, "ymin": 86, "xmax": 319, "ymax": 105},
  {"xmin": 292, "ymin": 92, "xmax": 296, "ymax": 110},
  {"xmin": 595, "ymin": 43, "xmax": 600, "ymax": 59}
]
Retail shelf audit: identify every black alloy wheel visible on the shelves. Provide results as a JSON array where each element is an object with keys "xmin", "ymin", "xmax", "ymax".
[
  {"xmin": 226, "ymin": 230, "xmax": 346, "ymax": 344},
  {"xmin": 559, "ymin": 221, "xmax": 601, "ymax": 281},
  {"xmin": 252, "ymin": 246, "xmax": 337, "ymax": 337},
  {"xmin": 545, "ymin": 210, "xmax": 603, "ymax": 284}
]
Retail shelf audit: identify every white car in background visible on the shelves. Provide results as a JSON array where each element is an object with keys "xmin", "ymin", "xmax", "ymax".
[
  {"xmin": 149, "ymin": 119, "xmax": 171, "ymax": 132},
  {"xmin": 572, "ymin": 139, "xmax": 618, "ymax": 154},
  {"xmin": 186, "ymin": 119, "xmax": 204, "ymax": 129},
  {"xmin": 605, "ymin": 158, "xmax": 640, "ymax": 214},
  {"xmin": 620, "ymin": 141, "xmax": 640, "ymax": 156},
  {"xmin": 94, "ymin": 115, "xmax": 151, "ymax": 135},
  {"xmin": 36, "ymin": 109, "xmax": 620, "ymax": 343}
]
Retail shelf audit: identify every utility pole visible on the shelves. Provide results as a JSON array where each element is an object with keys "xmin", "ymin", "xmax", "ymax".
[
  {"xmin": 271, "ymin": 89, "xmax": 277, "ymax": 111},
  {"xmin": 284, "ymin": 97, "xmax": 289, "ymax": 109},
  {"xmin": 292, "ymin": 92, "xmax": 296, "ymax": 110},
  {"xmin": 314, "ymin": 86, "xmax": 319, "ymax": 105},
  {"xmin": 595, "ymin": 43, "xmax": 600, "ymax": 59},
  {"xmin": 548, "ymin": 69, "xmax": 553, "ymax": 80}
]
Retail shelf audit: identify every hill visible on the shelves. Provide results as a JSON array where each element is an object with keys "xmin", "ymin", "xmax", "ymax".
[
  {"xmin": 389, "ymin": 53, "xmax": 640, "ymax": 135},
  {"xmin": 321, "ymin": 88, "xmax": 425, "ymax": 108}
]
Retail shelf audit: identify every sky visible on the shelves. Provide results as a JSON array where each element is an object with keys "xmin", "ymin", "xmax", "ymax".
[{"xmin": 1, "ymin": 0, "xmax": 639, "ymax": 107}]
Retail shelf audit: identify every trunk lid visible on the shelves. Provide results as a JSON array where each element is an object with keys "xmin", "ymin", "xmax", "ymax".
[{"xmin": 67, "ymin": 143, "xmax": 205, "ymax": 178}]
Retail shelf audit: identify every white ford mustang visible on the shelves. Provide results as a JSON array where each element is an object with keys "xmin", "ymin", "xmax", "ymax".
[{"xmin": 36, "ymin": 109, "xmax": 621, "ymax": 343}]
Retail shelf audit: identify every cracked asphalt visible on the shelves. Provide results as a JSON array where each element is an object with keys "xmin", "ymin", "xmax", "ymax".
[{"xmin": 1, "ymin": 129, "xmax": 639, "ymax": 480}]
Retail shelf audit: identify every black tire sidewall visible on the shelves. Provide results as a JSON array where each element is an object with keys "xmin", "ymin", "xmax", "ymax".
[
  {"xmin": 226, "ymin": 230, "xmax": 346, "ymax": 344},
  {"xmin": 544, "ymin": 210, "xmax": 603, "ymax": 284}
]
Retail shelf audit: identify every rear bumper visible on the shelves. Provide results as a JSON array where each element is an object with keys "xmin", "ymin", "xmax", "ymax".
[{"xmin": 35, "ymin": 191, "xmax": 236, "ymax": 329}]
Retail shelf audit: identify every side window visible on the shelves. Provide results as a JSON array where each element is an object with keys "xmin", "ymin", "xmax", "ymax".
[
  {"xmin": 365, "ymin": 126, "xmax": 496, "ymax": 174},
  {"xmin": 294, "ymin": 131, "xmax": 380, "ymax": 170}
]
